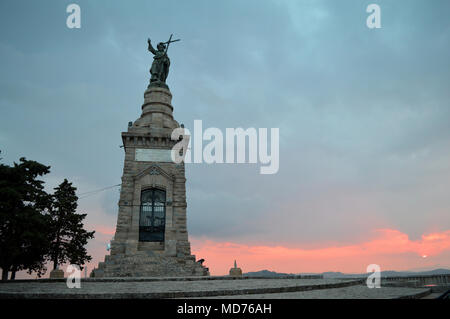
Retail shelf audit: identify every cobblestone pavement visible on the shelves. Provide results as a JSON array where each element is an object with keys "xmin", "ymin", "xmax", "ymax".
[
  {"xmin": 199, "ymin": 285, "xmax": 431, "ymax": 299},
  {"xmin": 0, "ymin": 278, "xmax": 431, "ymax": 299},
  {"xmin": 0, "ymin": 278, "xmax": 358, "ymax": 298}
]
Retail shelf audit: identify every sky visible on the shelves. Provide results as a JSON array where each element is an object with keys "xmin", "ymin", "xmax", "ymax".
[{"xmin": 0, "ymin": 0, "xmax": 449, "ymax": 277}]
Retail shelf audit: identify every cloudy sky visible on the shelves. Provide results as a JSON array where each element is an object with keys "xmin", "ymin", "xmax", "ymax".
[{"xmin": 1, "ymin": 0, "xmax": 449, "ymax": 276}]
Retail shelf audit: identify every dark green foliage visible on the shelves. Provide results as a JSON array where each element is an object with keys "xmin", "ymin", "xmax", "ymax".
[
  {"xmin": 0, "ymin": 156, "xmax": 95, "ymax": 281},
  {"xmin": 0, "ymin": 158, "xmax": 51, "ymax": 281},
  {"xmin": 47, "ymin": 179, "xmax": 95, "ymax": 270}
]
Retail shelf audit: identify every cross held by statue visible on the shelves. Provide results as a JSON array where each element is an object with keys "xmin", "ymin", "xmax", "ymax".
[{"xmin": 164, "ymin": 34, "xmax": 180, "ymax": 54}]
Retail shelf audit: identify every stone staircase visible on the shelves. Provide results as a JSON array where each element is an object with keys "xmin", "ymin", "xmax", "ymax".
[{"xmin": 92, "ymin": 251, "xmax": 209, "ymax": 278}]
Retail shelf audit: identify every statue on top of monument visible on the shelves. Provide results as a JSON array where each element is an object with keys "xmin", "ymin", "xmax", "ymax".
[{"xmin": 147, "ymin": 34, "xmax": 180, "ymax": 88}]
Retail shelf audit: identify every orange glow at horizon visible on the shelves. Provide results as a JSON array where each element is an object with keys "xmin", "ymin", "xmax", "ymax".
[
  {"xmin": 14, "ymin": 227, "xmax": 450, "ymax": 280},
  {"xmin": 190, "ymin": 229, "xmax": 450, "ymax": 275}
]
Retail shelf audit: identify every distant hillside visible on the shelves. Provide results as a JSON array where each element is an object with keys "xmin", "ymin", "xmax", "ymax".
[
  {"xmin": 244, "ymin": 270, "xmax": 294, "ymax": 277},
  {"xmin": 244, "ymin": 268, "xmax": 450, "ymax": 278},
  {"xmin": 321, "ymin": 272, "xmax": 360, "ymax": 278},
  {"xmin": 323, "ymin": 268, "xmax": 450, "ymax": 278}
]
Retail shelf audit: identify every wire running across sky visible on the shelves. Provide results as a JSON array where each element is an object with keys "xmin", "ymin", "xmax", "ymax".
[{"xmin": 77, "ymin": 184, "xmax": 121, "ymax": 199}]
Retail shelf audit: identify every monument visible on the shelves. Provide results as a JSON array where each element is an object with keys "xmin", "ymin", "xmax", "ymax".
[
  {"xmin": 229, "ymin": 260, "xmax": 243, "ymax": 278},
  {"xmin": 92, "ymin": 36, "xmax": 209, "ymax": 277}
]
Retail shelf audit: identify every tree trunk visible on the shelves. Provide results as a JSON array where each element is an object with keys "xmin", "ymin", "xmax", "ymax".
[
  {"xmin": 53, "ymin": 234, "xmax": 60, "ymax": 270},
  {"xmin": 10, "ymin": 265, "xmax": 17, "ymax": 280},
  {"xmin": 1, "ymin": 267, "xmax": 9, "ymax": 282},
  {"xmin": 53, "ymin": 252, "xmax": 58, "ymax": 270}
]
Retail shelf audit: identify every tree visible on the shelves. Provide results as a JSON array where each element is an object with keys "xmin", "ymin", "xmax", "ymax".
[
  {"xmin": 47, "ymin": 179, "xmax": 95, "ymax": 271},
  {"xmin": 0, "ymin": 158, "xmax": 51, "ymax": 281}
]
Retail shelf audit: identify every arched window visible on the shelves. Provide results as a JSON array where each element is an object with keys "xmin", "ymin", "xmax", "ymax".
[{"xmin": 139, "ymin": 188, "xmax": 166, "ymax": 242}]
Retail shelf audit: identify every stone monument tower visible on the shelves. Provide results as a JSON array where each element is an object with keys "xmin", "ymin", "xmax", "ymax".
[{"xmin": 93, "ymin": 36, "xmax": 209, "ymax": 277}]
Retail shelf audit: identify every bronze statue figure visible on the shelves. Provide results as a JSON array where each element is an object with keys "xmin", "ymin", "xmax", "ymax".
[{"xmin": 147, "ymin": 34, "xmax": 180, "ymax": 88}]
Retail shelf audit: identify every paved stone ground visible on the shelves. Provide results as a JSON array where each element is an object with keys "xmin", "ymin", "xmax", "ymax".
[
  {"xmin": 0, "ymin": 278, "xmax": 433, "ymax": 299},
  {"xmin": 0, "ymin": 278, "xmax": 359, "ymax": 298},
  {"xmin": 198, "ymin": 285, "xmax": 431, "ymax": 299}
]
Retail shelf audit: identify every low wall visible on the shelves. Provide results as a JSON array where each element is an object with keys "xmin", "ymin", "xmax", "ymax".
[{"xmin": 382, "ymin": 274, "xmax": 450, "ymax": 287}]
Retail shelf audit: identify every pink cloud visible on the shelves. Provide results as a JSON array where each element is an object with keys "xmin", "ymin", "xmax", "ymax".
[
  {"xmin": 14, "ymin": 228, "xmax": 450, "ymax": 279},
  {"xmin": 89, "ymin": 224, "xmax": 116, "ymax": 236},
  {"xmin": 190, "ymin": 229, "xmax": 450, "ymax": 275}
]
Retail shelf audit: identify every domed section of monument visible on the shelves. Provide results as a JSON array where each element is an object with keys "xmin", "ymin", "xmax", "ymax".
[{"xmin": 131, "ymin": 86, "xmax": 179, "ymax": 131}]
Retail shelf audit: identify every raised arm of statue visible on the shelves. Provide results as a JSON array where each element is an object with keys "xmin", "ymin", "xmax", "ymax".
[{"xmin": 147, "ymin": 38, "xmax": 156, "ymax": 55}]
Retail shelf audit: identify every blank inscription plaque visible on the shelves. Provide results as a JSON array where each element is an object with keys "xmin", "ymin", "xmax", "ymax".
[{"xmin": 135, "ymin": 148, "xmax": 173, "ymax": 162}]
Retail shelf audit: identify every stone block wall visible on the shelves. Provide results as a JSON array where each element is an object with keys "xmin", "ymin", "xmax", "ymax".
[{"xmin": 92, "ymin": 86, "xmax": 209, "ymax": 278}]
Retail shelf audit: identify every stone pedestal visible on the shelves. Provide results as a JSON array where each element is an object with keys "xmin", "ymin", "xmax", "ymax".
[
  {"xmin": 229, "ymin": 268, "xmax": 243, "ymax": 277},
  {"xmin": 49, "ymin": 269, "xmax": 65, "ymax": 279},
  {"xmin": 229, "ymin": 260, "xmax": 243, "ymax": 277},
  {"xmin": 92, "ymin": 85, "xmax": 208, "ymax": 278}
]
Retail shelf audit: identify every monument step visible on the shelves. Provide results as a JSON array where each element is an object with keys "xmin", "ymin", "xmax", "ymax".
[{"xmin": 93, "ymin": 252, "xmax": 208, "ymax": 278}]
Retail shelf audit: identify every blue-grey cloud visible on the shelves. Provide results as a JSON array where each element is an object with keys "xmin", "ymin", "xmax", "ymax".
[{"xmin": 1, "ymin": 0, "xmax": 449, "ymax": 247}]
